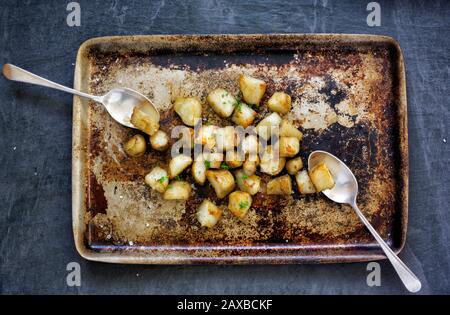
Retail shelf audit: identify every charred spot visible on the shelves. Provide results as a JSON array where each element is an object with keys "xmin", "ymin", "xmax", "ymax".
[
  {"xmin": 300, "ymin": 123, "xmax": 378, "ymax": 197},
  {"xmin": 86, "ymin": 172, "xmax": 107, "ymax": 216},
  {"xmin": 158, "ymin": 218, "xmax": 177, "ymax": 229},
  {"xmin": 319, "ymin": 75, "xmax": 347, "ymax": 108}
]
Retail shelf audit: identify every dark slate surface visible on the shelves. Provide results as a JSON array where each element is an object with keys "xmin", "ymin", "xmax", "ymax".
[{"xmin": 0, "ymin": 0, "xmax": 449, "ymax": 294}]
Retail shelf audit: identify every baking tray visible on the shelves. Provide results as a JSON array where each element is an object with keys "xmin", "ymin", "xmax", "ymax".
[{"xmin": 72, "ymin": 34, "xmax": 408, "ymax": 264}]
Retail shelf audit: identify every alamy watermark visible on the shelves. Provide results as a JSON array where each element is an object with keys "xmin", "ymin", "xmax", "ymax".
[
  {"xmin": 66, "ymin": 262, "xmax": 81, "ymax": 287},
  {"xmin": 170, "ymin": 121, "xmax": 280, "ymax": 164},
  {"xmin": 366, "ymin": 262, "xmax": 381, "ymax": 287},
  {"xmin": 66, "ymin": 2, "xmax": 81, "ymax": 27},
  {"xmin": 366, "ymin": 2, "xmax": 381, "ymax": 27}
]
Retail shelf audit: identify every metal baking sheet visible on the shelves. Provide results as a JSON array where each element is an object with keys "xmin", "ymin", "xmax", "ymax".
[{"xmin": 72, "ymin": 34, "xmax": 408, "ymax": 264}]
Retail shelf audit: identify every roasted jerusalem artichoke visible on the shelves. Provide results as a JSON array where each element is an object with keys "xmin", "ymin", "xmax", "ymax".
[
  {"xmin": 192, "ymin": 160, "xmax": 207, "ymax": 185},
  {"xmin": 224, "ymin": 150, "xmax": 244, "ymax": 169},
  {"xmin": 173, "ymin": 97, "xmax": 202, "ymax": 126},
  {"xmin": 239, "ymin": 74, "xmax": 267, "ymax": 106},
  {"xmin": 150, "ymin": 130, "xmax": 169, "ymax": 151},
  {"xmin": 260, "ymin": 145, "xmax": 286, "ymax": 176},
  {"xmin": 207, "ymin": 88, "xmax": 236, "ymax": 118},
  {"xmin": 235, "ymin": 169, "xmax": 261, "ymax": 195},
  {"xmin": 295, "ymin": 170, "xmax": 316, "ymax": 194},
  {"xmin": 267, "ymin": 92, "xmax": 291, "ymax": 114},
  {"xmin": 124, "ymin": 134, "xmax": 146, "ymax": 157},
  {"xmin": 286, "ymin": 157, "xmax": 303, "ymax": 175},
  {"xmin": 242, "ymin": 156, "xmax": 259, "ymax": 176},
  {"xmin": 280, "ymin": 120, "xmax": 303, "ymax": 140},
  {"xmin": 206, "ymin": 169, "xmax": 235, "ymax": 199},
  {"xmin": 215, "ymin": 126, "xmax": 238, "ymax": 152},
  {"xmin": 228, "ymin": 190, "xmax": 252, "ymax": 218},
  {"xmin": 168, "ymin": 155, "xmax": 193, "ymax": 179},
  {"xmin": 144, "ymin": 166, "xmax": 169, "ymax": 193},
  {"xmin": 196, "ymin": 200, "xmax": 222, "ymax": 228},
  {"xmin": 279, "ymin": 137, "xmax": 300, "ymax": 158},
  {"xmin": 130, "ymin": 101, "xmax": 160, "ymax": 136},
  {"xmin": 194, "ymin": 125, "xmax": 218, "ymax": 149},
  {"xmin": 256, "ymin": 112, "xmax": 282, "ymax": 140},
  {"xmin": 231, "ymin": 102, "xmax": 257, "ymax": 128},
  {"xmin": 309, "ymin": 162, "xmax": 335, "ymax": 192},
  {"xmin": 163, "ymin": 181, "xmax": 192, "ymax": 200},
  {"xmin": 266, "ymin": 174, "xmax": 292, "ymax": 195}
]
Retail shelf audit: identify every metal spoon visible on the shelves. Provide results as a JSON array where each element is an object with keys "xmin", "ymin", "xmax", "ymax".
[
  {"xmin": 2, "ymin": 63, "xmax": 159, "ymax": 128},
  {"xmin": 308, "ymin": 150, "xmax": 421, "ymax": 293}
]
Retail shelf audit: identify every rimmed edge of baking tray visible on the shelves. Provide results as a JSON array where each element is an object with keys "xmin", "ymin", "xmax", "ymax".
[{"xmin": 72, "ymin": 34, "xmax": 408, "ymax": 264}]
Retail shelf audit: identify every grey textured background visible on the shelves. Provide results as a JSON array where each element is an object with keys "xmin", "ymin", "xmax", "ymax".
[{"xmin": 0, "ymin": 0, "xmax": 449, "ymax": 294}]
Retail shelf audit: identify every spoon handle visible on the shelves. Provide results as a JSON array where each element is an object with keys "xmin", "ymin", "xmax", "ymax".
[
  {"xmin": 351, "ymin": 202, "xmax": 421, "ymax": 293},
  {"xmin": 2, "ymin": 64, "xmax": 101, "ymax": 102}
]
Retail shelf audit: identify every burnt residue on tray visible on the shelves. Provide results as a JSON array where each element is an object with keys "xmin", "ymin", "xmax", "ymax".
[
  {"xmin": 81, "ymin": 36, "xmax": 406, "ymax": 257},
  {"xmin": 86, "ymin": 171, "xmax": 107, "ymax": 216},
  {"xmin": 319, "ymin": 75, "xmax": 347, "ymax": 108}
]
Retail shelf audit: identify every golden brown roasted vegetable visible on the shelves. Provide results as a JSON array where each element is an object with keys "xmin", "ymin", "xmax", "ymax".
[
  {"xmin": 279, "ymin": 137, "xmax": 300, "ymax": 157},
  {"xmin": 194, "ymin": 125, "xmax": 218, "ymax": 149},
  {"xmin": 231, "ymin": 102, "xmax": 257, "ymax": 128},
  {"xmin": 241, "ymin": 135, "xmax": 259, "ymax": 157},
  {"xmin": 206, "ymin": 169, "xmax": 235, "ymax": 199},
  {"xmin": 173, "ymin": 97, "xmax": 202, "ymax": 126},
  {"xmin": 224, "ymin": 151, "xmax": 244, "ymax": 169},
  {"xmin": 235, "ymin": 169, "xmax": 261, "ymax": 195},
  {"xmin": 130, "ymin": 101, "xmax": 160, "ymax": 136},
  {"xmin": 163, "ymin": 181, "xmax": 192, "ymax": 200},
  {"xmin": 206, "ymin": 88, "xmax": 236, "ymax": 118},
  {"xmin": 168, "ymin": 155, "xmax": 193, "ymax": 178},
  {"xmin": 280, "ymin": 120, "xmax": 303, "ymax": 140},
  {"xmin": 260, "ymin": 145, "xmax": 286, "ymax": 176},
  {"xmin": 150, "ymin": 130, "xmax": 169, "ymax": 151},
  {"xmin": 286, "ymin": 157, "xmax": 303, "ymax": 175},
  {"xmin": 239, "ymin": 74, "xmax": 267, "ymax": 105},
  {"xmin": 256, "ymin": 112, "xmax": 282, "ymax": 140},
  {"xmin": 266, "ymin": 175, "xmax": 292, "ymax": 195},
  {"xmin": 267, "ymin": 92, "xmax": 291, "ymax": 114},
  {"xmin": 197, "ymin": 152, "xmax": 224, "ymax": 170},
  {"xmin": 309, "ymin": 162, "xmax": 335, "ymax": 192},
  {"xmin": 196, "ymin": 200, "xmax": 222, "ymax": 228},
  {"xmin": 295, "ymin": 170, "xmax": 316, "ymax": 194},
  {"xmin": 191, "ymin": 160, "xmax": 207, "ymax": 185},
  {"xmin": 144, "ymin": 166, "xmax": 169, "ymax": 193},
  {"xmin": 215, "ymin": 126, "xmax": 238, "ymax": 151},
  {"xmin": 124, "ymin": 134, "xmax": 147, "ymax": 157},
  {"xmin": 228, "ymin": 191, "xmax": 252, "ymax": 218},
  {"xmin": 242, "ymin": 156, "xmax": 260, "ymax": 176}
]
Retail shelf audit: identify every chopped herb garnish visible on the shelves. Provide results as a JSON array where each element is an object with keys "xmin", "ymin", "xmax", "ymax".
[
  {"xmin": 174, "ymin": 175, "xmax": 182, "ymax": 181},
  {"xmin": 220, "ymin": 162, "xmax": 230, "ymax": 170},
  {"xmin": 158, "ymin": 176, "xmax": 168, "ymax": 183},
  {"xmin": 204, "ymin": 160, "xmax": 211, "ymax": 169},
  {"xmin": 234, "ymin": 101, "xmax": 243, "ymax": 112},
  {"xmin": 241, "ymin": 174, "xmax": 249, "ymax": 180},
  {"xmin": 239, "ymin": 201, "xmax": 249, "ymax": 209}
]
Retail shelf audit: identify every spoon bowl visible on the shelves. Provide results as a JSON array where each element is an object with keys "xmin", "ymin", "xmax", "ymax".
[
  {"xmin": 308, "ymin": 150, "xmax": 358, "ymax": 204},
  {"xmin": 308, "ymin": 150, "xmax": 421, "ymax": 293},
  {"xmin": 101, "ymin": 87, "xmax": 159, "ymax": 128}
]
